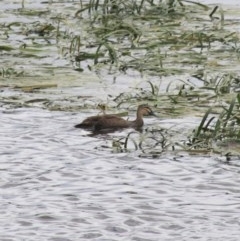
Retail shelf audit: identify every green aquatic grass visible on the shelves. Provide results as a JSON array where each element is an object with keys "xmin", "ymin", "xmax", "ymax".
[
  {"xmin": 186, "ymin": 94, "xmax": 240, "ymax": 151},
  {"xmin": 71, "ymin": 0, "xmax": 240, "ymax": 82},
  {"xmin": 0, "ymin": 68, "xmax": 25, "ymax": 78}
]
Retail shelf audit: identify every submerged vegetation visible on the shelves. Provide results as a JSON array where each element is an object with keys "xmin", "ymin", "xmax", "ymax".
[{"xmin": 1, "ymin": 0, "xmax": 240, "ymax": 157}]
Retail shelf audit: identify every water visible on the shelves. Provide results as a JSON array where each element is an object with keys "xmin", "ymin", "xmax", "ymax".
[
  {"xmin": 200, "ymin": 0, "xmax": 239, "ymax": 5},
  {"xmin": 1, "ymin": 107, "xmax": 240, "ymax": 241},
  {"xmin": 1, "ymin": 0, "xmax": 240, "ymax": 240}
]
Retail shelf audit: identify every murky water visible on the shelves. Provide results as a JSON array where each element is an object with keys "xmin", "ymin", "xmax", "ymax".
[
  {"xmin": 1, "ymin": 107, "xmax": 240, "ymax": 241},
  {"xmin": 1, "ymin": 1, "xmax": 240, "ymax": 241}
]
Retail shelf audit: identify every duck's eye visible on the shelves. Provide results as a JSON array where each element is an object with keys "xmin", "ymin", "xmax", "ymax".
[
  {"xmin": 142, "ymin": 107, "xmax": 150, "ymax": 114},
  {"xmin": 145, "ymin": 107, "xmax": 152, "ymax": 113}
]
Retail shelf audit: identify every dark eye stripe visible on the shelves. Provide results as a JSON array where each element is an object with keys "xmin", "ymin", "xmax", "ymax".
[{"xmin": 144, "ymin": 107, "xmax": 152, "ymax": 113}]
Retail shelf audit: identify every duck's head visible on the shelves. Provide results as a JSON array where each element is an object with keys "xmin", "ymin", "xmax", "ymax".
[{"xmin": 138, "ymin": 104, "xmax": 156, "ymax": 116}]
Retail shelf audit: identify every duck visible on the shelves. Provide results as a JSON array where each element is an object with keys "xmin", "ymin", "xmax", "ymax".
[{"xmin": 74, "ymin": 104, "xmax": 155, "ymax": 131}]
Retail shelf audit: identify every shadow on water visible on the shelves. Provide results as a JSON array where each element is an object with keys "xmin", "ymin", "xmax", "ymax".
[{"xmin": 84, "ymin": 127, "xmax": 144, "ymax": 137}]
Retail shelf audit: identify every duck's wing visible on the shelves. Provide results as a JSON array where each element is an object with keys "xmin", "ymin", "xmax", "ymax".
[
  {"xmin": 75, "ymin": 115, "xmax": 102, "ymax": 128},
  {"xmin": 94, "ymin": 115, "xmax": 130, "ymax": 130},
  {"xmin": 75, "ymin": 114, "xmax": 122, "ymax": 129}
]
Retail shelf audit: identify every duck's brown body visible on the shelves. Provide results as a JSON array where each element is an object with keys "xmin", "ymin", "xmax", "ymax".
[{"xmin": 75, "ymin": 104, "xmax": 155, "ymax": 131}]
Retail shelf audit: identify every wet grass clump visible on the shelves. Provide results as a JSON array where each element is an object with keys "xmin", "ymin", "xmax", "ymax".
[
  {"xmin": 188, "ymin": 94, "xmax": 240, "ymax": 152},
  {"xmin": 71, "ymin": 1, "xmax": 240, "ymax": 78}
]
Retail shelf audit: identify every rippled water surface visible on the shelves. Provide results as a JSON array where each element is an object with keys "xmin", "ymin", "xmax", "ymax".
[
  {"xmin": 1, "ymin": 107, "xmax": 240, "ymax": 241},
  {"xmin": 1, "ymin": 0, "xmax": 240, "ymax": 241}
]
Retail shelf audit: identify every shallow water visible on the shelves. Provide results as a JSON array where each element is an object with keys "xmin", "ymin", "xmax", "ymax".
[
  {"xmin": 1, "ymin": 0, "xmax": 240, "ymax": 241},
  {"xmin": 1, "ymin": 107, "xmax": 240, "ymax": 241}
]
